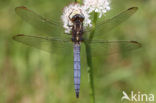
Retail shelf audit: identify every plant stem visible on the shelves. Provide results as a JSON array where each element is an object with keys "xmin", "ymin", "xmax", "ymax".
[
  {"xmin": 84, "ymin": 42, "xmax": 95, "ymax": 103},
  {"xmin": 89, "ymin": 12, "xmax": 98, "ymax": 41},
  {"xmin": 75, "ymin": 0, "xmax": 81, "ymax": 3},
  {"xmin": 77, "ymin": 0, "xmax": 81, "ymax": 3},
  {"xmin": 85, "ymin": 12, "xmax": 98, "ymax": 103}
]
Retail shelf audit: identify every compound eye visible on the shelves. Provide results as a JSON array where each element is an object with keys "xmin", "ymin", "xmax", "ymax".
[
  {"xmin": 80, "ymin": 17, "xmax": 84, "ymax": 22},
  {"xmin": 79, "ymin": 15, "xmax": 85, "ymax": 22},
  {"xmin": 72, "ymin": 15, "xmax": 76, "ymax": 21}
]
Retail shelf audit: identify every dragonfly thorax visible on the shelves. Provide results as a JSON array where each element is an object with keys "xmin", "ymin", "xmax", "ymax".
[{"xmin": 70, "ymin": 14, "xmax": 84, "ymax": 43}]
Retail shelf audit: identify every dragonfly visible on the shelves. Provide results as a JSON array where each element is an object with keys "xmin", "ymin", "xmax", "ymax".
[{"xmin": 13, "ymin": 6, "xmax": 141, "ymax": 98}]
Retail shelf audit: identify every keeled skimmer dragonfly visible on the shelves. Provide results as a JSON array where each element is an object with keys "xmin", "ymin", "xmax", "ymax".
[{"xmin": 13, "ymin": 6, "xmax": 141, "ymax": 98}]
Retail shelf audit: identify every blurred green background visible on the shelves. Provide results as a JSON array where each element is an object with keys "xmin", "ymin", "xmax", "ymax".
[{"xmin": 0, "ymin": 0, "xmax": 156, "ymax": 103}]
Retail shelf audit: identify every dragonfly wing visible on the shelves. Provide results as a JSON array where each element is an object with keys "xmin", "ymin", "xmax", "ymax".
[
  {"xmin": 15, "ymin": 6, "xmax": 64, "ymax": 36},
  {"xmin": 13, "ymin": 34, "xmax": 73, "ymax": 53},
  {"xmin": 86, "ymin": 7, "xmax": 138, "ymax": 37},
  {"xmin": 88, "ymin": 40, "xmax": 141, "ymax": 57}
]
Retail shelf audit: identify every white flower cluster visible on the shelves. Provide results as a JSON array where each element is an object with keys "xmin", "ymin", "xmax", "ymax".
[
  {"xmin": 84, "ymin": 0, "xmax": 111, "ymax": 18},
  {"xmin": 61, "ymin": 0, "xmax": 110, "ymax": 33},
  {"xmin": 61, "ymin": 3, "xmax": 92, "ymax": 34}
]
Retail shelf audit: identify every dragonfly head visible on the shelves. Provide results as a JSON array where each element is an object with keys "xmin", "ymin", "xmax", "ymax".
[
  {"xmin": 69, "ymin": 9, "xmax": 85, "ymax": 23},
  {"xmin": 62, "ymin": 3, "xmax": 92, "ymax": 34},
  {"xmin": 70, "ymin": 14, "xmax": 85, "ymax": 24}
]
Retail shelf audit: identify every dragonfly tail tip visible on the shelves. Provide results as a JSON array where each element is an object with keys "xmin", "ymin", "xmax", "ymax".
[{"xmin": 76, "ymin": 92, "xmax": 79, "ymax": 98}]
